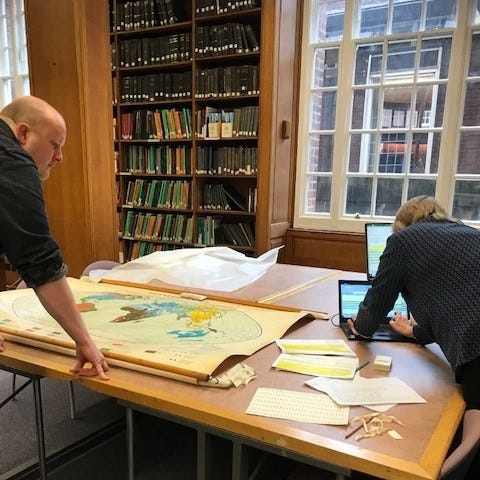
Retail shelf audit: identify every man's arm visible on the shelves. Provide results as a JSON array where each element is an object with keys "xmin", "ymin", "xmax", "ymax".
[{"xmin": 34, "ymin": 277, "xmax": 109, "ymax": 379}]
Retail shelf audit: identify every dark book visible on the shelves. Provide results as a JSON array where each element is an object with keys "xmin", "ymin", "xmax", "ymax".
[{"xmin": 244, "ymin": 24, "xmax": 259, "ymax": 51}]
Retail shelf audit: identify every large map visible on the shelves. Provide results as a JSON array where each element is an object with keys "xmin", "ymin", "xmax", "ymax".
[{"xmin": 0, "ymin": 278, "xmax": 306, "ymax": 380}]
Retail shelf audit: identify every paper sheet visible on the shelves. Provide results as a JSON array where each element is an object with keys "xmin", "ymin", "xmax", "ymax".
[
  {"xmin": 306, "ymin": 376, "xmax": 427, "ymax": 406},
  {"xmin": 246, "ymin": 387, "xmax": 349, "ymax": 425},
  {"xmin": 272, "ymin": 353, "xmax": 358, "ymax": 379},
  {"xmin": 276, "ymin": 339, "xmax": 356, "ymax": 356},
  {"xmin": 88, "ymin": 246, "xmax": 281, "ymax": 292}
]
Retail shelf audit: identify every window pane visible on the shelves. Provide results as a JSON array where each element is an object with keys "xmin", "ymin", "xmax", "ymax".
[
  {"xmin": 0, "ymin": 16, "xmax": 12, "ymax": 75},
  {"xmin": 22, "ymin": 75, "xmax": 29, "ymax": 95},
  {"xmin": 383, "ymin": 86, "xmax": 412, "ymax": 127},
  {"xmin": 1, "ymin": 78, "xmax": 13, "ymax": 104},
  {"xmin": 349, "ymin": 133, "xmax": 376, "ymax": 173},
  {"xmin": 354, "ymin": 43, "xmax": 383, "ymax": 85},
  {"xmin": 386, "ymin": 40, "xmax": 416, "ymax": 77},
  {"xmin": 352, "ymin": 88, "xmax": 379, "ymax": 129},
  {"xmin": 358, "ymin": 0, "xmax": 388, "ymax": 38},
  {"xmin": 306, "ymin": 176, "xmax": 331, "ymax": 213},
  {"xmin": 425, "ymin": 0, "xmax": 456, "ymax": 30},
  {"xmin": 463, "ymin": 82, "xmax": 480, "ymax": 126},
  {"xmin": 420, "ymin": 37, "xmax": 451, "ymax": 80},
  {"xmin": 313, "ymin": 48, "xmax": 339, "ymax": 88},
  {"xmin": 407, "ymin": 178, "xmax": 436, "ymax": 198},
  {"xmin": 379, "ymin": 133, "xmax": 407, "ymax": 172},
  {"xmin": 457, "ymin": 132, "xmax": 480, "ymax": 174},
  {"xmin": 474, "ymin": 1, "xmax": 480, "ymax": 26},
  {"xmin": 414, "ymin": 85, "xmax": 435, "ymax": 127},
  {"xmin": 375, "ymin": 178, "xmax": 403, "ymax": 215},
  {"xmin": 308, "ymin": 134, "xmax": 334, "ymax": 172},
  {"xmin": 452, "ymin": 181, "xmax": 480, "ymax": 220},
  {"xmin": 311, "ymin": 91, "xmax": 336, "ymax": 130},
  {"xmin": 392, "ymin": 0, "xmax": 421, "ymax": 34},
  {"xmin": 312, "ymin": 0, "xmax": 345, "ymax": 42},
  {"xmin": 410, "ymin": 132, "xmax": 440, "ymax": 174},
  {"xmin": 432, "ymin": 84, "xmax": 447, "ymax": 127},
  {"xmin": 345, "ymin": 177, "xmax": 372, "ymax": 215},
  {"xmin": 16, "ymin": 13, "xmax": 28, "ymax": 74},
  {"xmin": 469, "ymin": 33, "xmax": 480, "ymax": 77}
]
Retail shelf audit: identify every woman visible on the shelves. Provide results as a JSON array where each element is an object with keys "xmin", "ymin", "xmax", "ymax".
[{"xmin": 348, "ymin": 196, "xmax": 480, "ymax": 478}]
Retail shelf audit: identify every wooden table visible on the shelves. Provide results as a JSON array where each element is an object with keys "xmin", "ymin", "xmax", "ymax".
[{"xmin": 0, "ymin": 267, "xmax": 464, "ymax": 480}]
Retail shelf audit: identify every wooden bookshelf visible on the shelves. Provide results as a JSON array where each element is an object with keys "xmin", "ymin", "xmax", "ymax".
[{"xmin": 110, "ymin": 0, "xmax": 299, "ymax": 262}]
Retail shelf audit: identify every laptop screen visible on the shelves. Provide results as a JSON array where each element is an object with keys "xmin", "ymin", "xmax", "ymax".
[
  {"xmin": 338, "ymin": 279, "xmax": 408, "ymax": 323},
  {"xmin": 365, "ymin": 223, "xmax": 393, "ymax": 281}
]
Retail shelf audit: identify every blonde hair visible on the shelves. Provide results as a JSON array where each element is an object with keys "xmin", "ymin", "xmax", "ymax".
[{"xmin": 393, "ymin": 195, "xmax": 454, "ymax": 232}]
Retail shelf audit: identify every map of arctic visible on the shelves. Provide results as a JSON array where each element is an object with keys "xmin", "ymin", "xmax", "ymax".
[{"xmin": 0, "ymin": 278, "xmax": 304, "ymax": 378}]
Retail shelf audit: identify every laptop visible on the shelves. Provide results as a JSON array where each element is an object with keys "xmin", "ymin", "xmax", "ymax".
[
  {"xmin": 365, "ymin": 222, "xmax": 393, "ymax": 282},
  {"xmin": 338, "ymin": 279, "xmax": 414, "ymax": 342}
]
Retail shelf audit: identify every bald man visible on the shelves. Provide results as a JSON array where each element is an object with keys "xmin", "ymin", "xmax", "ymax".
[{"xmin": 0, "ymin": 95, "xmax": 109, "ymax": 379}]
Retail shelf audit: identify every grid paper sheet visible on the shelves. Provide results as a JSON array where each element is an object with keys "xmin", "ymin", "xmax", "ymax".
[
  {"xmin": 246, "ymin": 387, "xmax": 349, "ymax": 425},
  {"xmin": 306, "ymin": 376, "xmax": 427, "ymax": 406}
]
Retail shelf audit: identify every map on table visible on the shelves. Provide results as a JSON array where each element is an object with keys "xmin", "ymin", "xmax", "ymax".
[{"xmin": 0, "ymin": 278, "xmax": 306, "ymax": 379}]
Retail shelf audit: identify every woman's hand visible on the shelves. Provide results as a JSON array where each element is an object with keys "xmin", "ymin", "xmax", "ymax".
[{"xmin": 389, "ymin": 312, "xmax": 415, "ymax": 338}]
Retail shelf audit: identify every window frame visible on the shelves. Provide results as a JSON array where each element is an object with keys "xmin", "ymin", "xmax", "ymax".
[
  {"xmin": 294, "ymin": 0, "xmax": 478, "ymax": 234},
  {"xmin": 0, "ymin": 0, "xmax": 29, "ymax": 109}
]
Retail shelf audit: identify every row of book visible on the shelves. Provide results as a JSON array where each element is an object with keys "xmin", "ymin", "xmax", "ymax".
[
  {"xmin": 127, "ymin": 242, "xmax": 181, "ymax": 261},
  {"xmin": 196, "ymin": 105, "xmax": 258, "ymax": 139},
  {"xmin": 124, "ymin": 211, "xmax": 194, "ymax": 243},
  {"xmin": 123, "ymin": 213, "xmax": 255, "ymax": 255},
  {"xmin": 195, "ymin": 23, "xmax": 259, "ymax": 57},
  {"xmin": 195, "ymin": 65, "xmax": 259, "ymax": 98},
  {"xmin": 196, "ymin": 0, "xmax": 259, "ymax": 16},
  {"xmin": 117, "ymin": 34, "xmax": 191, "ymax": 68},
  {"xmin": 197, "ymin": 216, "xmax": 255, "ymax": 247},
  {"xmin": 199, "ymin": 183, "xmax": 243, "ymax": 211},
  {"xmin": 125, "ymin": 179, "xmax": 191, "ymax": 209},
  {"xmin": 112, "ymin": 0, "xmax": 179, "ymax": 31},
  {"xmin": 196, "ymin": 146, "xmax": 257, "ymax": 175},
  {"xmin": 123, "ymin": 145, "xmax": 191, "ymax": 174},
  {"xmin": 120, "ymin": 108, "xmax": 192, "ymax": 140},
  {"xmin": 199, "ymin": 183, "xmax": 256, "ymax": 212},
  {"xmin": 120, "ymin": 72, "xmax": 192, "ymax": 103}
]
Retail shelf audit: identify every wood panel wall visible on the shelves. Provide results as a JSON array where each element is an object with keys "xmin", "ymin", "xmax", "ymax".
[
  {"xmin": 255, "ymin": 0, "xmax": 300, "ymax": 252},
  {"xmin": 282, "ymin": 229, "xmax": 367, "ymax": 273},
  {"xmin": 24, "ymin": 0, "xmax": 117, "ymax": 278}
]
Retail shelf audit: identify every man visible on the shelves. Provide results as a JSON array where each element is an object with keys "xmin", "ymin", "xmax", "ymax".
[
  {"xmin": 0, "ymin": 95, "xmax": 109, "ymax": 380},
  {"xmin": 348, "ymin": 196, "xmax": 480, "ymax": 478}
]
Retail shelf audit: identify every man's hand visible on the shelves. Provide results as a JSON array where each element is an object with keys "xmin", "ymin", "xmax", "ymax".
[
  {"xmin": 389, "ymin": 312, "xmax": 415, "ymax": 338},
  {"xmin": 71, "ymin": 343, "xmax": 109, "ymax": 380},
  {"xmin": 0, "ymin": 334, "xmax": 4, "ymax": 352}
]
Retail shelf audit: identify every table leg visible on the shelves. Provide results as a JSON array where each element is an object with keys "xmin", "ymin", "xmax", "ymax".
[
  {"xmin": 32, "ymin": 376, "xmax": 47, "ymax": 480},
  {"xmin": 126, "ymin": 406, "xmax": 134, "ymax": 480}
]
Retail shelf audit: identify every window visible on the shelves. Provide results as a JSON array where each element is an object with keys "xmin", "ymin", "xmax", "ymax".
[
  {"xmin": 0, "ymin": 0, "xmax": 29, "ymax": 108},
  {"xmin": 295, "ymin": 0, "xmax": 480, "ymax": 233}
]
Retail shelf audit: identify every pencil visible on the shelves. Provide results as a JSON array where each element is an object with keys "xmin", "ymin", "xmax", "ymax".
[{"xmin": 355, "ymin": 360, "xmax": 370, "ymax": 373}]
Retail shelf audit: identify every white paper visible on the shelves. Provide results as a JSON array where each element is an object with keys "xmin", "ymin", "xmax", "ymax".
[
  {"xmin": 88, "ymin": 246, "xmax": 281, "ymax": 292},
  {"xmin": 246, "ymin": 387, "xmax": 349, "ymax": 425},
  {"xmin": 306, "ymin": 375, "xmax": 426, "ymax": 406}
]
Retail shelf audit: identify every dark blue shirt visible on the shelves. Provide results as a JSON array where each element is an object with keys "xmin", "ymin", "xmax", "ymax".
[
  {"xmin": 355, "ymin": 218, "xmax": 480, "ymax": 375},
  {"xmin": 0, "ymin": 119, "xmax": 66, "ymax": 287}
]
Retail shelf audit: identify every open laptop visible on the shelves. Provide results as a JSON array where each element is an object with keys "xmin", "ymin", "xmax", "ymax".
[
  {"xmin": 365, "ymin": 222, "xmax": 393, "ymax": 282},
  {"xmin": 338, "ymin": 279, "xmax": 414, "ymax": 342}
]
